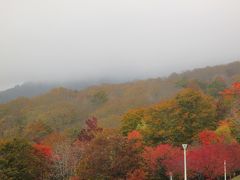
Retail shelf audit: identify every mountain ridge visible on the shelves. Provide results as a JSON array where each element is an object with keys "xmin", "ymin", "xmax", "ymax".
[{"xmin": 1, "ymin": 61, "xmax": 240, "ymax": 104}]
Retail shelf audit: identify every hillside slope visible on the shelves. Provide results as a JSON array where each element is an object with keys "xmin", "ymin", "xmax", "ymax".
[
  {"xmin": 0, "ymin": 78, "xmax": 126, "ymax": 103},
  {"xmin": 0, "ymin": 61, "xmax": 240, "ymax": 139}
]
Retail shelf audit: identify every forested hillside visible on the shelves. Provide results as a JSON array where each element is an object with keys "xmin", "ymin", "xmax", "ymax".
[
  {"xmin": 0, "ymin": 78, "xmax": 124, "ymax": 103},
  {"xmin": 1, "ymin": 62, "xmax": 240, "ymax": 179},
  {"xmin": 1, "ymin": 81, "xmax": 240, "ymax": 179},
  {"xmin": 0, "ymin": 61, "xmax": 240, "ymax": 140}
]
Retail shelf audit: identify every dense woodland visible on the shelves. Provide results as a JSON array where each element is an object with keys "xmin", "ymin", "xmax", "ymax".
[{"xmin": 1, "ymin": 62, "xmax": 240, "ymax": 179}]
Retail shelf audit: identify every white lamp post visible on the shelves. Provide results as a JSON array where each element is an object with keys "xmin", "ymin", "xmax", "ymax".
[
  {"xmin": 182, "ymin": 144, "xmax": 188, "ymax": 180},
  {"xmin": 169, "ymin": 172, "xmax": 173, "ymax": 180},
  {"xmin": 224, "ymin": 160, "xmax": 227, "ymax": 180}
]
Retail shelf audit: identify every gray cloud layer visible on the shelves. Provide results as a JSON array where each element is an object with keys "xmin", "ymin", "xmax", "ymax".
[{"xmin": 1, "ymin": 0, "xmax": 240, "ymax": 90}]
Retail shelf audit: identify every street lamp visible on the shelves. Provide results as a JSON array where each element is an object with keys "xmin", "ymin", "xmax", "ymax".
[
  {"xmin": 169, "ymin": 172, "xmax": 173, "ymax": 180},
  {"xmin": 224, "ymin": 160, "xmax": 227, "ymax": 180},
  {"xmin": 182, "ymin": 144, "xmax": 188, "ymax": 180}
]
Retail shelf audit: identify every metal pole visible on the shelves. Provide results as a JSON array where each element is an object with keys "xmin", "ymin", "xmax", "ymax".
[
  {"xmin": 184, "ymin": 148, "xmax": 187, "ymax": 180},
  {"xmin": 170, "ymin": 172, "xmax": 173, "ymax": 180},
  {"xmin": 182, "ymin": 144, "xmax": 188, "ymax": 180},
  {"xmin": 224, "ymin": 160, "xmax": 227, "ymax": 180}
]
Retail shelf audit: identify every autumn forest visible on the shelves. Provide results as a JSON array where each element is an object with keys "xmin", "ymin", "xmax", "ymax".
[{"xmin": 1, "ymin": 62, "xmax": 240, "ymax": 180}]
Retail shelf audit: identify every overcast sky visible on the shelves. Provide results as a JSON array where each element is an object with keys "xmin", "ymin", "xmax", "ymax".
[{"xmin": 1, "ymin": 0, "xmax": 240, "ymax": 90}]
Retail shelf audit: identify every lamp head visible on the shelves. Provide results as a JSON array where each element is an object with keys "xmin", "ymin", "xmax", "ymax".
[{"xmin": 182, "ymin": 144, "xmax": 188, "ymax": 150}]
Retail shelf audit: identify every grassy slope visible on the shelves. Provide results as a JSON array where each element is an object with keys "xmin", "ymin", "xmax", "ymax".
[{"xmin": 233, "ymin": 175, "xmax": 240, "ymax": 180}]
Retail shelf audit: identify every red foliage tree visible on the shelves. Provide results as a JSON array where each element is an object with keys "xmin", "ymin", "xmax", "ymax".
[
  {"xmin": 32, "ymin": 143, "xmax": 53, "ymax": 179},
  {"xmin": 199, "ymin": 130, "xmax": 221, "ymax": 145},
  {"xmin": 143, "ymin": 144, "xmax": 182, "ymax": 177},
  {"xmin": 128, "ymin": 130, "xmax": 142, "ymax": 140},
  {"xmin": 232, "ymin": 82, "xmax": 240, "ymax": 93},
  {"xmin": 142, "ymin": 142, "xmax": 240, "ymax": 179},
  {"xmin": 128, "ymin": 130, "xmax": 143, "ymax": 148},
  {"xmin": 33, "ymin": 143, "xmax": 52, "ymax": 157},
  {"xmin": 77, "ymin": 117, "xmax": 102, "ymax": 142},
  {"xmin": 220, "ymin": 82, "xmax": 240, "ymax": 96},
  {"xmin": 188, "ymin": 143, "xmax": 240, "ymax": 179},
  {"xmin": 188, "ymin": 144, "xmax": 224, "ymax": 179}
]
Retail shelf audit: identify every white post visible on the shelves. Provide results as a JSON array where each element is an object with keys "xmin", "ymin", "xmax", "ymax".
[
  {"xmin": 224, "ymin": 160, "xmax": 227, "ymax": 180},
  {"xmin": 182, "ymin": 144, "xmax": 188, "ymax": 180},
  {"xmin": 170, "ymin": 172, "xmax": 173, "ymax": 180}
]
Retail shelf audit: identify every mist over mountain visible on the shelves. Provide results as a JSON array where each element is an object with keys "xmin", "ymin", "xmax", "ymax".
[
  {"xmin": 0, "ymin": 61, "xmax": 239, "ymax": 104},
  {"xmin": 1, "ymin": 0, "xmax": 240, "ymax": 93},
  {"xmin": 0, "ymin": 77, "xmax": 129, "ymax": 103}
]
